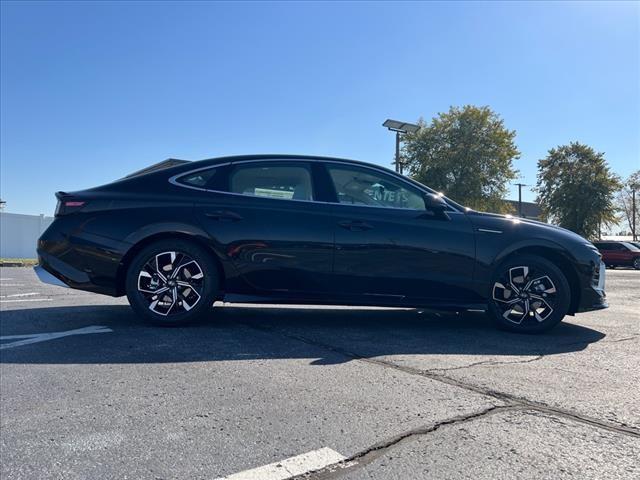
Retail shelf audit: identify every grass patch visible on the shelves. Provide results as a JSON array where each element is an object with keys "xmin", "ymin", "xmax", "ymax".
[{"xmin": 0, "ymin": 258, "xmax": 38, "ymax": 267}]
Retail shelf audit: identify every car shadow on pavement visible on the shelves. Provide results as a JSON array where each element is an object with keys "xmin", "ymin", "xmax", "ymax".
[{"xmin": 0, "ymin": 303, "xmax": 606, "ymax": 365}]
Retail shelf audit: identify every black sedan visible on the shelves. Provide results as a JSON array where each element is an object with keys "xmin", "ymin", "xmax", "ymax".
[{"xmin": 36, "ymin": 155, "xmax": 606, "ymax": 333}]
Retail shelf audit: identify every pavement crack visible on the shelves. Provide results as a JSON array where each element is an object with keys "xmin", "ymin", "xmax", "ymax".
[
  {"xmin": 426, "ymin": 354, "xmax": 545, "ymax": 372},
  {"xmin": 603, "ymin": 335, "xmax": 639, "ymax": 344},
  {"xmin": 292, "ymin": 405, "xmax": 517, "ymax": 479},
  {"xmin": 235, "ymin": 320, "xmax": 640, "ymax": 440}
]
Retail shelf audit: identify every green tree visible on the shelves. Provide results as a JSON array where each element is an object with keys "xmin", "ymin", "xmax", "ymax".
[
  {"xmin": 536, "ymin": 142, "xmax": 621, "ymax": 240},
  {"xmin": 616, "ymin": 170, "xmax": 640, "ymax": 240},
  {"xmin": 402, "ymin": 105, "xmax": 519, "ymax": 212}
]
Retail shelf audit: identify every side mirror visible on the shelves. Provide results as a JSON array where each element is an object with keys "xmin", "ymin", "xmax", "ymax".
[
  {"xmin": 424, "ymin": 193, "xmax": 448, "ymax": 212},
  {"xmin": 422, "ymin": 193, "xmax": 450, "ymax": 220}
]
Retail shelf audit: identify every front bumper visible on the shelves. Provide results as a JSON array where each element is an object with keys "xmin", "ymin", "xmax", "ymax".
[{"xmin": 576, "ymin": 261, "xmax": 607, "ymax": 313}]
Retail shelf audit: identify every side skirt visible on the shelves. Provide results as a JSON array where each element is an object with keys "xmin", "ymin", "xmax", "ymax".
[{"xmin": 221, "ymin": 293, "xmax": 487, "ymax": 312}]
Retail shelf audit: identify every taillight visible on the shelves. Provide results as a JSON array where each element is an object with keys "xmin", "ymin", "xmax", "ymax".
[{"xmin": 55, "ymin": 192, "xmax": 87, "ymax": 216}]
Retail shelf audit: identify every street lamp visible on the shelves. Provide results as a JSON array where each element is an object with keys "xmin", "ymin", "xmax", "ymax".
[
  {"xmin": 513, "ymin": 183, "xmax": 529, "ymax": 218},
  {"xmin": 383, "ymin": 119, "xmax": 419, "ymax": 175}
]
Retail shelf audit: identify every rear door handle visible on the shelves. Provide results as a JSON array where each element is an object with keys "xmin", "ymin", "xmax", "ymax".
[
  {"xmin": 205, "ymin": 210, "xmax": 243, "ymax": 222},
  {"xmin": 338, "ymin": 220, "xmax": 373, "ymax": 231}
]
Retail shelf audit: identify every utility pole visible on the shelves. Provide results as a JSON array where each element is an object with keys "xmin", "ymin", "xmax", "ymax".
[
  {"xmin": 395, "ymin": 131, "xmax": 401, "ymax": 174},
  {"xmin": 514, "ymin": 183, "xmax": 528, "ymax": 217},
  {"xmin": 633, "ymin": 188, "xmax": 637, "ymax": 241}
]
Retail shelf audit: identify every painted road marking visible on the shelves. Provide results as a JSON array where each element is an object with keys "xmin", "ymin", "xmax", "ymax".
[
  {"xmin": 0, "ymin": 292, "xmax": 40, "ymax": 298},
  {"xmin": 214, "ymin": 447, "xmax": 347, "ymax": 480},
  {"xmin": 0, "ymin": 284, "xmax": 25, "ymax": 287},
  {"xmin": 0, "ymin": 325, "xmax": 113, "ymax": 350},
  {"xmin": 0, "ymin": 298, "xmax": 52, "ymax": 303}
]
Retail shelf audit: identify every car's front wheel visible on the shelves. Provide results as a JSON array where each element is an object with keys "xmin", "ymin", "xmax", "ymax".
[
  {"xmin": 488, "ymin": 255, "xmax": 570, "ymax": 333},
  {"xmin": 125, "ymin": 240, "xmax": 219, "ymax": 326}
]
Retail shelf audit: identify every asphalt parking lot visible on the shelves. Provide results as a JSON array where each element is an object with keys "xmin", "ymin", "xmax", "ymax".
[{"xmin": 1, "ymin": 267, "xmax": 639, "ymax": 479}]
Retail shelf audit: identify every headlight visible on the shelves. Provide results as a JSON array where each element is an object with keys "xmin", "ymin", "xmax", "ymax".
[{"xmin": 584, "ymin": 243, "xmax": 602, "ymax": 258}]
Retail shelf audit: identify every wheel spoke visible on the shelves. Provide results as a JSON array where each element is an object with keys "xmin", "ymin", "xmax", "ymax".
[
  {"xmin": 502, "ymin": 299, "xmax": 529, "ymax": 324},
  {"xmin": 527, "ymin": 275, "xmax": 556, "ymax": 294},
  {"xmin": 508, "ymin": 266, "xmax": 528, "ymax": 292},
  {"xmin": 172, "ymin": 260, "xmax": 204, "ymax": 280},
  {"xmin": 178, "ymin": 285, "xmax": 201, "ymax": 311},
  {"xmin": 529, "ymin": 295, "xmax": 554, "ymax": 322},
  {"xmin": 493, "ymin": 282, "xmax": 519, "ymax": 304},
  {"xmin": 155, "ymin": 252, "xmax": 177, "ymax": 280}
]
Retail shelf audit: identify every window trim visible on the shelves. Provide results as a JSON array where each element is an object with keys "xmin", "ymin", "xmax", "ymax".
[
  {"xmin": 231, "ymin": 159, "xmax": 463, "ymax": 213},
  {"xmin": 168, "ymin": 158, "xmax": 463, "ymax": 213}
]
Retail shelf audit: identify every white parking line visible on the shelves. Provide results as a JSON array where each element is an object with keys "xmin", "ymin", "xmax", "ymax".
[
  {"xmin": 0, "ymin": 284, "xmax": 25, "ymax": 287},
  {"xmin": 0, "ymin": 278, "xmax": 15, "ymax": 281},
  {"xmin": 0, "ymin": 325, "xmax": 113, "ymax": 350},
  {"xmin": 0, "ymin": 292, "xmax": 40, "ymax": 298},
  {"xmin": 0, "ymin": 298, "xmax": 51, "ymax": 303},
  {"xmin": 214, "ymin": 447, "xmax": 347, "ymax": 480}
]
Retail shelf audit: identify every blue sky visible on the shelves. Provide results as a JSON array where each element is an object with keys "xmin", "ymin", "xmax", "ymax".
[{"xmin": 1, "ymin": 1, "xmax": 638, "ymax": 215}]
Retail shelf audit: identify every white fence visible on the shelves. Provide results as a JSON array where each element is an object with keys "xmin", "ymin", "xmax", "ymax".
[{"xmin": 0, "ymin": 212, "xmax": 54, "ymax": 259}]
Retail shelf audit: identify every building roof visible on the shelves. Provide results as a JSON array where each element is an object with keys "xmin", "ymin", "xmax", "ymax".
[{"xmin": 505, "ymin": 200, "xmax": 542, "ymax": 218}]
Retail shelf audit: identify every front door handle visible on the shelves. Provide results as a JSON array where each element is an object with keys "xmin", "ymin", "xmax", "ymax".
[
  {"xmin": 205, "ymin": 210, "xmax": 243, "ymax": 222},
  {"xmin": 338, "ymin": 220, "xmax": 373, "ymax": 231}
]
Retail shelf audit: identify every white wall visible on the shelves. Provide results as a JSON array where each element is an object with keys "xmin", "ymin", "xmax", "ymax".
[{"xmin": 0, "ymin": 212, "xmax": 54, "ymax": 258}]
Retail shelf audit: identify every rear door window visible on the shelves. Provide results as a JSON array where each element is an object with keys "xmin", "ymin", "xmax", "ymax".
[{"xmin": 229, "ymin": 163, "xmax": 313, "ymax": 201}]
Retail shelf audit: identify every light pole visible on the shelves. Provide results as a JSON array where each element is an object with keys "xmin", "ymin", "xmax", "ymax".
[
  {"xmin": 514, "ymin": 183, "xmax": 529, "ymax": 217},
  {"xmin": 633, "ymin": 188, "xmax": 637, "ymax": 241},
  {"xmin": 382, "ymin": 119, "xmax": 419, "ymax": 175}
]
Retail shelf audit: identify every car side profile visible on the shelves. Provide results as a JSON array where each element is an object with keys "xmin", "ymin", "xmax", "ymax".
[
  {"xmin": 35, "ymin": 155, "xmax": 607, "ymax": 333},
  {"xmin": 593, "ymin": 241, "xmax": 640, "ymax": 270}
]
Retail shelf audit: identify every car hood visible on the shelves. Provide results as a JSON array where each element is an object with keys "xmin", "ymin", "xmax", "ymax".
[{"xmin": 468, "ymin": 211, "xmax": 592, "ymax": 246}]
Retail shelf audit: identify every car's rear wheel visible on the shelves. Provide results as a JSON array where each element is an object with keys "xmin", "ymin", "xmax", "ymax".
[
  {"xmin": 125, "ymin": 240, "xmax": 219, "ymax": 326},
  {"xmin": 634, "ymin": 257, "xmax": 640, "ymax": 270},
  {"xmin": 488, "ymin": 255, "xmax": 570, "ymax": 334}
]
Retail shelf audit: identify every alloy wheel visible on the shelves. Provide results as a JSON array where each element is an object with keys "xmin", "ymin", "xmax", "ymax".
[
  {"xmin": 634, "ymin": 257, "xmax": 640, "ymax": 270},
  {"xmin": 137, "ymin": 251, "xmax": 205, "ymax": 316},
  {"xmin": 492, "ymin": 265, "xmax": 558, "ymax": 325}
]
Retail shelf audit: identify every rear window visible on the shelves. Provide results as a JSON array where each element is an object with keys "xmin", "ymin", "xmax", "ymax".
[
  {"xmin": 622, "ymin": 242, "xmax": 640, "ymax": 251},
  {"xmin": 175, "ymin": 168, "xmax": 216, "ymax": 188}
]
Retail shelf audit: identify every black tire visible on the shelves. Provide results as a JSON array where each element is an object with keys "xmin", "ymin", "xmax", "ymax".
[
  {"xmin": 125, "ymin": 239, "xmax": 219, "ymax": 326},
  {"xmin": 488, "ymin": 254, "xmax": 571, "ymax": 334},
  {"xmin": 634, "ymin": 258, "xmax": 640, "ymax": 270}
]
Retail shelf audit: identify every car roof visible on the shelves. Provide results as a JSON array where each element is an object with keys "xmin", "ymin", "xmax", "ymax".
[{"xmin": 191, "ymin": 154, "xmax": 397, "ymax": 171}]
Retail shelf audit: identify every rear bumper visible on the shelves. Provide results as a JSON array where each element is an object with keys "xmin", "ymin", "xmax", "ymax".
[
  {"xmin": 33, "ymin": 265, "xmax": 69, "ymax": 288},
  {"xmin": 36, "ymin": 215, "xmax": 128, "ymax": 297}
]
